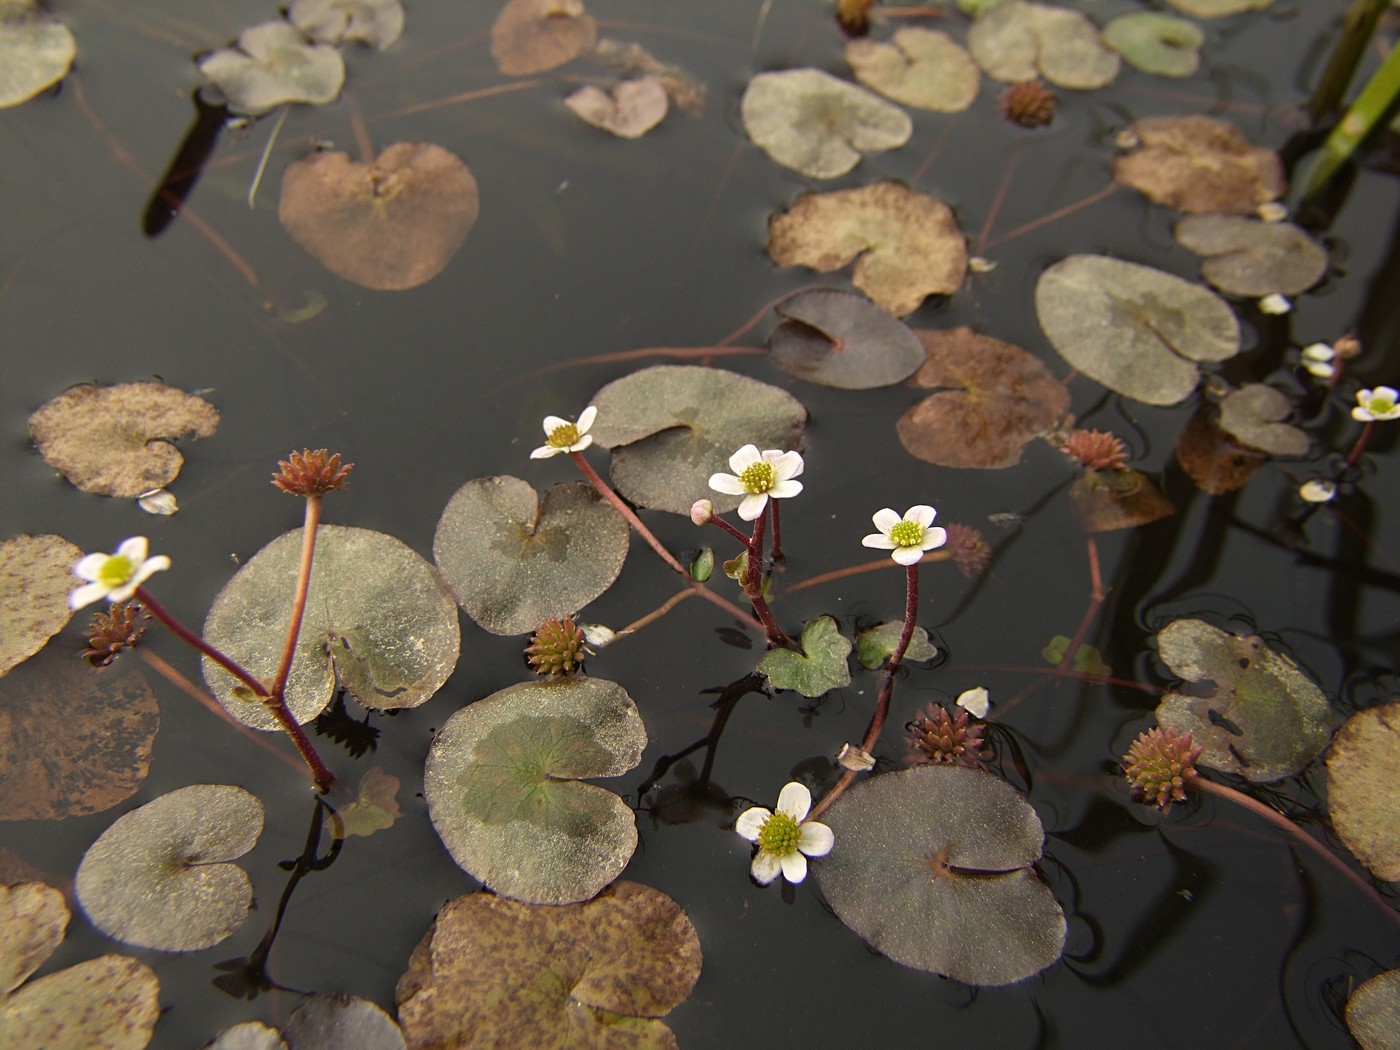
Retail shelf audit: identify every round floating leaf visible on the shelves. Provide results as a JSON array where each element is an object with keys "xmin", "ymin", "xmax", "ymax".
[
  {"xmin": 204, "ymin": 525, "xmax": 461, "ymax": 729},
  {"xmin": 767, "ymin": 289, "xmax": 925, "ymax": 388},
  {"xmin": 202, "ymin": 1022, "xmax": 288, "ymax": 1050},
  {"xmin": 1217, "ymin": 384, "xmax": 1309, "ymax": 456},
  {"xmin": 587, "ymin": 366, "xmax": 807, "ymax": 516},
  {"xmin": 1035, "ymin": 254, "xmax": 1241, "ymax": 406},
  {"xmin": 896, "ymin": 327, "xmax": 1070, "ymax": 468},
  {"xmin": 740, "ymin": 68, "xmax": 912, "ymax": 179},
  {"xmin": 0, "ymin": 534, "xmax": 81, "ymax": 677},
  {"xmin": 491, "ymin": 0, "xmax": 596, "ymax": 76},
  {"xmin": 75, "ymin": 784, "xmax": 264, "ymax": 952},
  {"xmin": 856, "ymin": 621, "xmax": 937, "ymax": 670},
  {"xmin": 1154, "ymin": 619, "xmax": 1336, "ymax": 783},
  {"xmin": 0, "ymin": 0, "xmax": 75, "ymax": 109},
  {"xmin": 1346, "ymin": 969, "xmax": 1400, "ymax": 1050},
  {"xmin": 1174, "ymin": 407, "xmax": 1268, "ymax": 494},
  {"xmin": 197, "ymin": 21, "xmax": 345, "ymax": 116},
  {"xmin": 0, "ymin": 882, "xmax": 67, "ymax": 996},
  {"xmin": 282, "ymin": 994, "xmax": 406, "ymax": 1050},
  {"xmin": 29, "ymin": 382, "xmax": 219, "ymax": 499},
  {"xmin": 813, "ymin": 765, "xmax": 1066, "ymax": 985},
  {"xmin": 845, "ymin": 27, "xmax": 979, "ymax": 112},
  {"xmin": 396, "ymin": 882, "xmax": 700, "ymax": 1048},
  {"xmin": 434, "ymin": 477, "xmax": 628, "ymax": 636},
  {"xmin": 1102, "ymin": 12, "xmax": 1203, "ymax": 77},
  {"xmin": 565, "ymin": 76, "xmax": 668, "ymax": 138},
  {"xmin": 288, "ymin": 0, "xmax": 404, "ymax": 50},
  {"xmin": 968, "ymin": 1, "xmax": 1120, "ymax": 89},
  {"xmin": 0, "ymin": 649, "xmax": 159, "ymax": 821},
  {"xmin": 1326, "ymin": 702, "xmax": 1400, "ymax": 883},
  {"xmin": 1113, "ymin": 115, "xmax": 1285, "ymax": 214},
  {"xmin": 767, "ymin": 183, "xmax": 967, "ymax": 318},
  {"xmin": 1068, "ymin": 468, "xmax": 1174, "ymax": 532},
  {"xmin": 279, "ymin": 142, "xmax": 480, "ymax": 291},
  {"xmin": 758, "ymin": 616, "xmax": 853, "ymax": 697},
  {"xmin": 424, "ymin": 678, "xmax": 647, "ymax": 904},
  {"xmin": 1174, "ymin": 215, "xmax": 1328, "ymax": 297},
  {"xmin": 1164, "ymin": 0, "xmax": 1273, "ymax": 16}
]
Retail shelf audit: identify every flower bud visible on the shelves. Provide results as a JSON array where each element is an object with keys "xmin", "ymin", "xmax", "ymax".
[{"xmin": 690, "ymin": 499, "xmax": 714, "ymax": 525}]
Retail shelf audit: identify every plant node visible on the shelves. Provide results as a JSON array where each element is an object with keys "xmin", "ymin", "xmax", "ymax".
[{"xmin": 945, "ymin": 523, "xmax": 993, "ymax": 577}]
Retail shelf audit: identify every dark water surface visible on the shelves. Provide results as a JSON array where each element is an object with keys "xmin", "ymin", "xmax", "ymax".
[{"xmin": 4, "ymin": 1, "xmax": 1399, "ymax": 1047}]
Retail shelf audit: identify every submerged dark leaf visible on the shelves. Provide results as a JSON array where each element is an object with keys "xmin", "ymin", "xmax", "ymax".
[{"xmin": 767, "ymin": 289, "xmax": 925, "ymax": 389}]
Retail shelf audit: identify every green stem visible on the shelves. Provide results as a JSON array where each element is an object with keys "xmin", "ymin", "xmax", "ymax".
[
  {"xmin": 1308, "ymin": 0, "xmax": 1389, "ymax": 119},
  {"xmin": 1302, "ymin": 33, "xmax": 1400, "ymax": 199}
]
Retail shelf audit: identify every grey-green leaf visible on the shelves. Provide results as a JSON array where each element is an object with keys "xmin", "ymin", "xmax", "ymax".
[
  {"xmin": 287, "ymin": 0, "xmax": 404, "ymax": 50},
  {"xmin": 1102, "ymin": 12, "xmax": 1204, "ymax": 78},
  {"xmin": 768, "ymin": 289, "xmax": 928, "ymax": 389},
  {"xmin": 758, "ymin": 616, "xmax": 853, "ymax": 697},
  {"xmin": 1174, "ymin": 215, "xmax": 1329, "ymax": 297},
  {"xmin": 197, "ymin": 21, "xmax": 345, "ymax": 116},
  {"xmin": 856, "ymin": 621, "xmax": 938, "ymax": 670},
  {"xmin": 845, "ymin": 27, "xmax": 980, "ymax": 112},
  {"xmin": 968, "ymin": 1, "xmax": 1120, "ymax": 90},
  {"xmin": 1217, "ymin": 384, "xmax": 1309, "ymax": 456}
]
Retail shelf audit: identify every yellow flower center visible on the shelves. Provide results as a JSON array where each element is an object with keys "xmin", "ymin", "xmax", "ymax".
[
  {"xmin": 1365, "ymin": 396, "xmax": 1394, "ymax": 416},
  {"xmin": 738, "ymin": 460, "xmax": 776, "ymax": 494},
  {"xmin": 756, "ymin": 811, "xmax": 801, "ymax": 855},
  {"xmin": 889, "ymin": 519, "xmax": 925, "ymax": 548},
  {"xmin": 547, "ymin": 422, "xmax": 581, "ymax": 448},
  {"xmin": 98, "ymin": 554, "xmax": 136, "ymax": 588}
]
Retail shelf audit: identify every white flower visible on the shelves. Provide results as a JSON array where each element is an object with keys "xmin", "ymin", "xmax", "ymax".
[
  {"xmin": 1299, "ymin": 479, "xmax": 1337, "ymax": 503},
  {"xmin": 1256, "ymin": 201, "xmax": 1288, "ymax": 223},
  {"xmin": 861, "ymin": 505, "xmax": 948, "ymax": 566},
  {"xmin": 708, "ymin": 445, "xmax": 803, "ymax": 521},
  {"xmin": 1352, "ymin": 386, "xmax": 1400, "ymax": 422},
  {"xmin": 956, "ymin": 686, "xmax": 990, "ymax": 719},
  {"xmin": 69, "ymin": 537, "xmax": 171, "ymax": 610},
  {"xmin": 1300, "ymin": 343, "xmax": 1336, "ymax": 379},
  {"xmin": 530, "ymin": 406, "xmax": 597, "ymax": 458},
  {"xmin": 735, "ymin": 782, "xmax": 834, "ymax": 885},
  {"xmin": 1258, "ymin": 293, "xmax": 1291, "ymax": 315}
]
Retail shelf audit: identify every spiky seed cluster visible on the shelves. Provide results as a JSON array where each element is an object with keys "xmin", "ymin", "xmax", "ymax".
[
  {"xmin": 1000, "ymin": 81, "xmax": 1056, "ymax": 128},
  {"xmin": 906, "ymin": 705, "xmax": 991, "ymax": 770},
  {"xmin": 272, "ymin": 449, "xmax": 353, "ymax": 497},
  {"xmin": 82, "ymin": 601, "xmax": 149, "ymax": 667},
  {"xmin": 945, "ymin": 523, "xmax": 993, "ymax": 578},
  {"xmin": 1122, "ymin": 726, "xmax": 1202, "ymax": 813},
  {"xmin": 1064, "ymin": 429, "xmax": 1129, "ymax": 471},
  {"xmin": 525, "ymin": 615, "xmax": 587, "ymax": 677}
]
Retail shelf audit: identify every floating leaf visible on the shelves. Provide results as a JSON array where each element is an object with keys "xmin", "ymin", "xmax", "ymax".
[
  {"xmin": 968, "ymin": 1, "xmax": 1120, "ymax": 90},
  {"xmin": 204, "ymin": 525, "xmax": 461, "ymax": 729},
  {"xmin": 813, "ymin": 765, "xmax": 1066, "ymax": 985},
  {"xmin": 588, "ymin": 366, "xmax": 807, "ymax": 516},
  {"xmin": 1154, "ymin": 619, "xmax": 1336, "ymax": 783},
  {"xmin": 288, "ymin": 0, "xmax": 405, "ymax": 50},
  {"xmin": 1174, "ymin": 406, "xmax": 1269, "ymax": 494},
  {"xmin": 434, "ymin": 478, "xmax": 627, "ymax": 636},
  {"xmin": 0, "ymin": 649, "xmax": 159, "ymax": 821},
  {"xmin": 767, "ymin": 184, "xmax": 967, "ymax": 318},
  {"xmin": 1174, "ymin": 215, "xmax": 1328, "ymax": 297},
  {"xmin": 766, "ymin": 289, "xmax": 924, "ymax": 389},
  {"xmin": 197, "ymin": 21, "xmax": 345, "ymax": 116},
  {"xmin": 0, "ymin": 0, "xmax": 75, "ymax": 109},
  {"xmin": 1113, "ymin": 115, "xmax": 1285, "ymax": 215},
  {"xmin": 0, "ymin": 882, "xmax": 159, "ymax": 1050},
  {"xmin": 1102, "ymin": 12, "xmax": 1203, "ymax": 77},
  {"xmin": 29, "ymin": 382, "xmax": 219, "ymax": 499},
  {"xmin": 1326, "ymin": 701, "xmax": 1400, "ymax": 882},
  {"xmin": 1164, "ymin": 0, "xmax": 1273, "ymax": 16},
  {"xmin": 1041, "ymin": 635, "xmax": 1110, "ymax": 675},
  {"xmin": 758, "ymin": 616, "xmax": 853, "ymax": 697},
  {"xmin": 565, "ymin": 76, "xmax": 668, "ymax": 138},
  {"xmin": 283, "ymin": 995, "xmax": 407, "ymax": 1050},
  {"xmin": 279, "ymin": 142, "xmax": 479, "ymax": 291},
  {"xmin": 75, "ymin": 784, "xmax": 264, "ymax": 952},
  {"xmin": 491, "ymin": 0, "xmax": 596, "ymax": 76},
  {"xmin": 0, "ymin": 534, "xmax": 81, "ymax": 677},
  {"xmin": 1069, "ymin": 468, "xmax": 1173, "ymax": 532},
  {"xmin": 1346, "ymin": 969, "xmax": 1400, "ymax": 1050},
  {"xmin": 1035, "ymin": 254, "xmax": 1241, "ymax": 406},
  {"xmin": 845, "ymin": 27, "xmax": 979, "ymax": 112},
  {"xmin": 856, "ymin": 621, "xmax": 938, "ymax": 670},
  {"xmin": 333, "ymin": 767, "xmax": 402, "ymax": 839},
  {"xmin": 1216, "ymin": 384, "xmax": 1309, "ymax": 456},
  {"xmin": 202, "ymin": 1022, "xmax": 287, "ymax": 1050},
  {"xmin": 396, "ymin": 882, "xmax": 700, "ymax": 1048},
  {"xmin": 740, "ymin": 68, "xmax": 912, "ymax": 179},
  {"xmin": 424, "ymin": 678, "xmax": 647, "ymax": 904},
  {"xmin": 896, "ymin": 327, "xmax": 1070, "ymax": 468}
]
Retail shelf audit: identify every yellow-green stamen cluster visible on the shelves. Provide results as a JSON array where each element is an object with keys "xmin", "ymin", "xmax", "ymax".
[
  {"xmin": 1363, "ymin": 395, "xmax": 1395, "ymax": 416},
  {"xmin": 756, "ymin": 810, "xmax": 801, "ymax": 855},
  {"xmin": 98, "ymin": 555, "xmax": 136, "ymax": 589},
  {"xmin": 548, "ymin": 423, "xmax": 581, "ymax": 449},
  {"xmin": 739, "ymin": 460, "xmax": 776, "ymax": 494},
  {"xmin": 889, "ymin": 519, "xmax": 925, "ymax": 548}
]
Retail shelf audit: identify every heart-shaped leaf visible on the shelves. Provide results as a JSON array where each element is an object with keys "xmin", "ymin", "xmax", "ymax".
[
  {"xmin": 1174, "ymin": 215, "xmax": 1328, "ymax": 297},
  {"xmin": 434, "ymin": 477, "xmax": 628, "ymax": 636},
  {"xmin": 1217, "ymin": 384, "xmax": 1309, "ymax": 456},
  {"xmin": 968, "ymin": 1, "xmax": 1120, "ymax": 89},
  {"xmin": 565, "ymin": 76, "xmax": 668, "ymax": 138},
  {"xmin": 1326, "ymin": 701, "xmax": 1400, "ymax": 882},
  {"xmin": 767, "ymin": 289, "xmax": 926, "ymax": 388},
  {"xmin": 0, "ymin": 534, "xmax": 82, "ymax": 677},
  {"xmin": 491, "ymin": 0, "xmax": 596, "ymax": 76},
  {"xmin": 288, "ymin": 0, "xmax": 405, "ymax": 50},
  {"xmin": 758, "ymin": 616, "xmax": 852, "ymax": 697},
  {"xmin": 197, "ymin": 21, "xmax": 345, "ymax": 116},
  {"xmin": 1102, "ymin": 12, "xmax": 1204, "ymax": 77},
  {"xmin": 279, "ymin": 142, "xmax": 480, "ymax": 291},
  {"xmin": 1174, "ymin": 406, "xmax": 1270, "ymax": 494},
  {"xmin": 424, "ymin": 678, "xmax": 646, "ymax": 904},
  {"xmin": 1069, "ymin": 468, "xmax": 1174, "ymax": 532},
  {"xmin": 0, "ymin": 0, "xmax": 75, "ymax": 109},
  {"xmin": 856, "ymin": 621, "xmax": 938, "ymax": 670},
  {"xmin": 1113, "ymin": 115, "xmax": 1285, "ymax": 215},
  {"xmin": 845, "ymin": 27, "xmax": 979, "ymax": 112}
]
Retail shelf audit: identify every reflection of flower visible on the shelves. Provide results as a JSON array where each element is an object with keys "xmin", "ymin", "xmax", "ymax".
[
  {"xmin": 1064, "ymin": 429, "xmax": 1128, "ymax": 471},
  {"xmin": 708, "ymin": 445, "xmax": 804, "ymax": 521},
  {"xmin": 530, "ymin": 406, "xmax": 597, "ymax": 458},
  {"xmin": 862, "ymin": 506, "xmax": 948, "ymax": 566},
  {"xmin": 735, "ymin": 782, "xmax": 834, "ymax": 885},
  {"xmin": 1352, "ymin": 386, "xmax": 1400, "ymax": 422},
  {"xmin": 1122, "ymin": 726, "xmax": 1201, "ymax": 814},
  {"xmin": 945, "ymin": 523, "xmax": 992, "ymax": 577},
  {"xmin": 70, "ymin": 537, "xmax": 171, "ymax": 610}
]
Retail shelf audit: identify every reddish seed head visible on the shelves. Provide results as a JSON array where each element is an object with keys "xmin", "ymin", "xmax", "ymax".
[
  {"xmin": 82, "ymin": 601, "xmax": 149, "ymax": 667},
  {"xmin": 1122, "ymin": 726, "xmax": 1203, "ymax": 813},
  {"xmin": 1000, "ymin": 81, "xmax": 1056, "ymax": 128},
  {"xmin": 272, "ymin": 449, "xmax": 353, "ymax": 497},
  {"xmin": 906, "ymin": 704, "xmax": 991, "ymax": 770},
  {"xmin": 1064, "ymin": 429, "xmax": 1129, "ymax": 471},
  {"xmin": 525, "ymin": 614, "xmax": 588, "ymax": 678},
  {"xmin": 945, "ymin": 523, "xmax": 993, "ymax": 578}
]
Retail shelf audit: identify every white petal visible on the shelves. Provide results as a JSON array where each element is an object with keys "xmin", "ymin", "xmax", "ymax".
[
  {"xmin": 956, "ymin": 686, "xmax": 990, "ymax": 718},
  {"xmin": 775, "ymin": 781, "xmax": 812, "ymax": 821},
  {"xmin": 129, "ymin": 556, "xmax": 171, "ymax": 588},
  {"xmin": 862, "ymin": 533, "xmax": 896, "ymax": 550},
  {"xmin": 1300, "ymin": 342, "xmax": 1334, "ymax": 362},
  {"xmin": 116, "ymin": 537, "xmax": 149, "ymax": 563},
  {"xmin": 1377, "ymin": 387, "xmax": 1399, "ymax": 401},
  {"xmin": 919, "ymin": 526, "xmax": 948, "ymax": 551},
  {"xmin": 798, "ymin": 821, "xmax": 835, "ymax": 858},
  {"xmin": 69, "ymin": 581, "xmax": 110, "ymax": 610},
  {"xmin": 576, "ymin": 405, "xmax": 597, "ymax": 433},
  {"xmin": 735, "ymin": 807, "xmax": 771, "ymax": 842},
  {"xmin": 541, "ymin": 415, "xmax": 570, "ymax": 433},
  {"xmin": 570, "ymin": 434, "xmax": 593, "ymax": 452},
  {"xmin": 736, "ymin": 493, "xmax": 769, "ymax": 521},
  {"xmin": 531, "ymin": 445, "xmax": 562, "ymax": 459},
  {"xmin": 891, "ymin": 545, "xmax": 925, "ymax": 566},
  {"xmin": 779, "ymin": 850, "xmax": 808, "ymax": 883},
  {"xmin": 1352, "ymin": 407, "xmax": 1374, "ymax": 422},
  {"xmin": 107, "ymin": 581, "xmax": 140, "ymax": 603},
  {"xmin": 905, "ymin": 505, "xmax": 936, "ymax": 528},
  {"xmin": 708, "ymin": 472, "xmax": 746, "ymax": 495},
  {"xmin": 751, "ymin": 851, "xmax": 782, "ymax": 885},
  {"xmin": 768, "ymin": 479, "xmax": 802, "ymax": 500},
  {"xmin": 728, "ymin": 444, "xmax": 761, "ymax": 473},
  {"xmin": 871, "ymin": 508, "xmax": 901, "ymax": 533},
  {"xmin": 769, "ymin": 450, "xmax": 804, "ymax": 480},
  {"xmin": 1299, "ymin": 479, "xmax": 1337, "ymax": 503},
  {"xmin": 1304, "ymin": 362, "xmax": 1335, "ymax": 378},
  {"xmin": 138, "ymin": 489, "xmax": 178, "ymax": 515},
  {"xmin": 73, "ymin": 553, "xmax": 109, "ymax": 581}
]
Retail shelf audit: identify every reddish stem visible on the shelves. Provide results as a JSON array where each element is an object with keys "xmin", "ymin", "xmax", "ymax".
[
  {"xmin": 271, "ymin": 496, "xmax": 321, "ymax": 698},
  {"xmin": 743, "ymin": 510, "xmax": 791, "ymax": 647},
  {"xmin": 769, "ymin": 500, "xmax": 785, "ymax": 561},
  {"xmin": 1345, "ymin": 419, "xmax": 1375, "ymax": 468},
  {"xmin": 1057, "ymin": 536, "xmax": 1106, "ymax": 673}
]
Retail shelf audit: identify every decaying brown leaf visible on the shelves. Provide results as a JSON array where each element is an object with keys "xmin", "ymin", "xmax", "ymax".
[
  {"xmin": 1069, "ymin": 468, "xmax": 1173, "ymax": 532},
  {"xmin": 565, "ymin": 76, "xmax": 668, "ymax": 138},
  {"xmin": 491, "ymin": 0, "xmax": 596, "ymax": 76},
  {"xmin": 0, "ymin": 534, "xmax": 82, "ymax": 678},
  {"xmin": 1326, "ymin": 701, "xmax": 1400, "ymax": 883},
  {"xmin": 1113, "ymin": 115, "xmax": 1284, "ymax": 214},
  {"xmin": 1174, "ymin": 407, "xmax": 1268, "ymax": 495}
]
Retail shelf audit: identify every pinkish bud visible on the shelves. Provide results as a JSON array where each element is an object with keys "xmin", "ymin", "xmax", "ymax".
[{"xmin": 690, "ymin": 499, "xmax": 714, "ymax": 525}]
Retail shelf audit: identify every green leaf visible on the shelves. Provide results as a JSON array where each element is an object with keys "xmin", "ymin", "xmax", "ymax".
[
  {"xmin": 690, "ymin": 548, "xmax": 714, "ymax": 582},
  {"xmin": 333, "ymin": 767, "xmax": 403, "ymax": 840},
  {"xmin": 856, "ymin": 621, "xmax": 938, "ymax": 670},
  {"xmin": 1163, "ymin": 0, "xmax": 1273, "ymax": 16},
  {"xmin": 759, "ymin": 616, "xmax": 853, "ymax": 697},
  {"xmin": 968, "ymin": 1, "xmax": 1120, "ymax": 90},
  {"xmin": 197, "ymin": 21, "xmax": 344, "ymax": 116},
  {"xmin": 1041, "ymin": 635, "xmax": 1110, "ymax": 675},
  {"xmin": 1102, "ymin": 12, "xmax": 1204, "ymax": 78}
]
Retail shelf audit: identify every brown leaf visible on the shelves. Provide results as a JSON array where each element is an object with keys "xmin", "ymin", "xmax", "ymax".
[
  {"xmin": 491, "ymin": 0, "xmax": 596, "ymax": 76},
  {"xmin": 1174, "ymin": 407, "xmax": 1267, "ymax": 494},
  {"xmin": 1113, "ymin": 115, "xmax": 1284, "ymax": 214},
  {"xmin": 1069, "ymin": 468, "xmax": 1173, "ymax": 532},
  {"xmin": 0, "ymin": 534, "xmax": 82, "ymax": 677},
  {"xmin": 1326, "ymin": 701, "xmax": 1400, "ymax": 882},
  {"xmin": 564, "ymin": 76, "xmax": 668, "ymax": 138}
]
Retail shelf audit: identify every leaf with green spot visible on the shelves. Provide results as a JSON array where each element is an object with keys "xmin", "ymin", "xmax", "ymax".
[
  {"xmin": 758, "ymin": 616, "xmax": 852, "ymax": 697},
  {"xmin": 1103, "ymin": 12, "xmax": 1204, "ymax": 77},
  {"xmin": 1041, "ymin": 634, "xmax": 1110, "ymax": 675},
  {"xmin": 334, "ymin": 767, "xmax": 403, "ymax": 840},
  {"xmin": 857, "ymin": 621, "xmax": 938, "ymax": 670}
]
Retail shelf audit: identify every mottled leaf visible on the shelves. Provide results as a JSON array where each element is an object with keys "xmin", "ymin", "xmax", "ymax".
[
  {"xmin": 1113, "ymin": 115, "xmax": 1285, "ymax": 214},
  {"xmin": 0, "ymin": 882, "xmax": 66, "ymax": 996},
  {"xmin": 758, "ymin": 616, "xmax": 853, "ymax": 698},
  {"xmin": 1217, "ymin": 384, "xmax": 1309, "ymax": 456},
  {"xmin": 1346, "ymin": 969, "xmax": 1400, "ymax": 1050},
  {"xmin": 856, "ymin": 621, "xmax": 938, "ymax": 670},
  {"xmin": 1069, "ymin": 468, "xmax": 1173, "ymax": 532},
  {"xmin": 197, "ymin": 21, "xmax": 344, "ymax": 116},
  {"xmin": 491, "ymin": 0, "xmax": 596, "ymax": 76},
  {"xmin": 968, "ymin": 1, "xmax": 1120, "ymax": 89},
  {"xmin": 1102, "ymin": 12, "xmax": 1203, "ymax": 77},
  {"xmin": 332, "ymin": 766, "xmax": 402, "ymax": 840},
  {"xmin": 0, "ymin": 0, "xmax": 74, "ymax": 108},
  {"xmin": 845, "ymin": 27, "xmax": 979, "ymax": 112},
  {"xmin": 1174, "ymin": 215, "xmax": 1328, "ymax": 297},
  {"xmin": 1326, "ymin": 701, "xmax": 1400, "ymax": 883},
  {"xmin": 0, "ymin": 534, "xmax": 81, "ymax": 677},
  {"xmin": 288, "ymin": 0, "xmax": 404, "ymax": 50},
  {"xmin": 766, "ymin": 289, "xmax": 925, "ymax": 389},
  {"xmin": 565, "ymin": 77, "xmax": 668, "ymax": 138},
  {"xmin": 283, "ymin": 994, "xmax": 406, "ymax": 1050},
  {"xmin": 1174, "ymin": 407, "xmax": 1269, "ymax": 494}
]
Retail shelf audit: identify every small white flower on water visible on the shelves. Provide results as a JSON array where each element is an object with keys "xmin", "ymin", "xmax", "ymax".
[
  {"xmin": 862, "ymin": 505, "xmax": 948, "ymax": 566},
  {"xmin": 1256, "ymin": 201, "xmax": 1288, "ymax": 223},
  {"xmin": 956, "ymin": 686, "xmax": 990, "ymax": 719},
  {"xmin": 708, "ymin": 444, "xmax": 804, "ymax": 521},
  {"xmin": 69, "ymin": 537, "xmax": 171, "ymax": 610},
  {"xmin": 1352, "ymin": 386, "xmax": 1400, "ymax": 422},
  {"xmin": 836, "ymin": 743, "xmax": 875, "ymax": 772},
  {"xmin": 530, "ymin": 405, "xmax": 597, "ymax": 458},
  {"xmin": 1258, "ymin": 293, "xmax": 1291, "ymax": 315},
  {"xmin": 1299, "ymin": 479, "xmax": 1337, "ymax": 503},
  {"xmin": 735, "ymin": 781, "xmax": 834, "ymax": 885},
  {"xmin": 1300, "ymin": 342, "xmax": 1336, "ymax": 379}
]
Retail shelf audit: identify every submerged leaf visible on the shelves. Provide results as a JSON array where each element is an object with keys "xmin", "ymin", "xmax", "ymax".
[
  {"xmin": 28, "ymin": 382, "xmax": 219, "ymax": 499},
  {"xmin": 740, "ymin": 68, "xmax": 911, "ymax": 179},
  {"xmin": 1113, "ymin": 115, "xmax": 1285, "ymax": 215},
  {"xmin": 1069, "ymin": 468, "xmax": 1174, "ymax": 532},
  {"xmin": 280, "ymin": 142, "xmax": 480, "ymax": 291},
  {"xmin": 1174, "ymin": 406, "xmax": 1269, "ymax": 494},
  {"xmin": 1102, "ymin": 12, "xmax": 1203, "ymax": 77},
  {"xmin": 197, "ymin": 21, "xmax": 345, "ymax": 116},
  {"xmin": 856, "ymin": 621, "xmax": 938, "ymax": 670},
  {"xmin": 758, "ymin": 616, "xmax": 853, "ymax": 697},
  {"xmin": 0, "ymin": 0, "xmax": 75, "ymax": 109},
  {"xmin": 766, "ymin": 289, "xmax": 925, "ymax": 388},
  {"xmin": 1346, "ymin": 969, "xmax": 1400, "ymax": 1050},
  {"xmin": 75, "ymin": 784, "xmax": 264, "ymax": 952},
  {"xmin": 968, "ymin": 1, "xmax": 1120, "ymax": 89},
  {"xmin": 1326, "ymin": 701, "xmax": 1400, "ymax": 883},
  {"xmin": 767, "ymin": 183, "xmax": 967, "ymax": 318},
  {"xmin": 333, "ymin": 767, "xmax": 402, "ymax": 839},
  {"xmin": 491, "ymin": 0, "xmax": 596, "ymax": 76},
  {"xmin": 1217, "ymin": 384, "xmax": 1309, "ymax": 456},
  {"xmin": 1041, "ymin": 635, "xmax": 1110, "ymax": 676},
  {"xmin": 565, "ymin": 77, "xmax": 668, "ymax": 138},
  {"xmin": 288, "ymin": 0, "xmax": 405, "ymax": 50},
  {"xmin": 282, "ymin": 995, "xmax": 407, "ymax": 1050},
  {"xmin": 813, "ymin": 765, "xmax": 1066, "ymax": 985},
  {"xmin": 1174, "ymin": 215, "xmax": 1328, "ymax": 297},
  {"xmin": 845, "ymin": 27, "xmax": 979, "ymax": 112},
  {"xmin": 0, "ymin": 534, "xmax": 82, "ymax": 677},
  {"xmin": 1154, "ymin": 619, "xmax": 1336, "ymax": 783}
]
